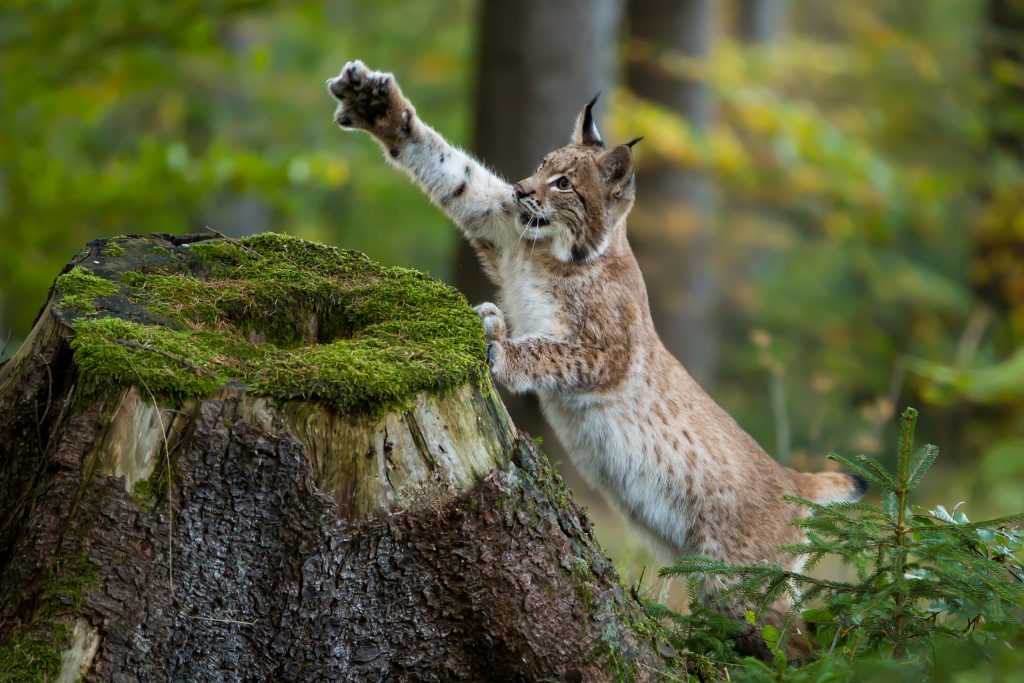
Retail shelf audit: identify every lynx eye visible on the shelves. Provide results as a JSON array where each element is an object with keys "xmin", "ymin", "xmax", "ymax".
[{"xmin": 555, "ymin": 176, "xmax": 572, "ymax": 190}]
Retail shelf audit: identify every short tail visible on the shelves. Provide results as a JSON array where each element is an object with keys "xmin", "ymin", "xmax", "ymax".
[{"xmin": 793, "ymin": 471, "xmax": 869, "ymax": 506}]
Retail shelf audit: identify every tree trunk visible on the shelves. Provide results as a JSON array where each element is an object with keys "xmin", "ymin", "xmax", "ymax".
[
  {"xmin": 737, "ymin": 0, "xmax": 787, "ymax": 44},
  {"xmin": 974, "ymin": 0, "xmax": 1024, "ymax": 315},
  {"xmin": 625, "ymin": 0, "xmax": 719, "ymax": 384},
  {"xmin": 0, "ymin": 233, "xmax": 687, "ymax": 682}
]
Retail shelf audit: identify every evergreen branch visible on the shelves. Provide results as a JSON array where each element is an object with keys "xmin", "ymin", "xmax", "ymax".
[{"xmin": 907, "ymin": 444, "xmax": 939, "ymax": 488}]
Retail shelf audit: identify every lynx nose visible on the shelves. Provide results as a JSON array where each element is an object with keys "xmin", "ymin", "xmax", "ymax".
[{"xmin": 513, "ymin": 183, "xmax": 532, "ymax": 200}]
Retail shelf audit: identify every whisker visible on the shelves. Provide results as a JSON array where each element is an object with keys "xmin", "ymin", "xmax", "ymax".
[{"xmin": 514, "ymin": 219, "xmax": 530, "ymax": 250}]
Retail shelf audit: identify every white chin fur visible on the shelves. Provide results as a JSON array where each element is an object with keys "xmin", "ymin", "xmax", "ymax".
[{"xmin": 550, "ymin": 230, "xmax": 575, "ymax": 262}]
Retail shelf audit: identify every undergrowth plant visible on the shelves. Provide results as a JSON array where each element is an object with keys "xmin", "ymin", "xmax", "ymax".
[{"xmin": 650, "ymin": 408, "xmax": 1024, "ymax": 682}]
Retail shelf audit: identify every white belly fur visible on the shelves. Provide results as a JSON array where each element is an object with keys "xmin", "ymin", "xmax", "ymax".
[{"xmin": 539, "ymin": 392, "xmax": 692, "ymax": 558}]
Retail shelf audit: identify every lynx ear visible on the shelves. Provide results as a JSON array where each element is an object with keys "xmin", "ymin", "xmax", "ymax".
[
  {"xmin": 598, "ymin": 144, "xmax": 635, "ymax": 197},
  {"xmin": 571, "ymin": 93, "xmax": 604, "ymax": 148}
]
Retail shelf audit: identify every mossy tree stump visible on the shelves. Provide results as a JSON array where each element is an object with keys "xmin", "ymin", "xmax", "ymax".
[{"xmin": 0, "ymin": 233, "xmax": 685, "ymax": 682}]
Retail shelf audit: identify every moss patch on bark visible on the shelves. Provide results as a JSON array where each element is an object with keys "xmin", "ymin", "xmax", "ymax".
[
  {"xmin": 55, "ymin": 266, "xmax": 119, "ymax": 314},
  {"xmin": 0, "ymin": 554, "xmax": 99, "ymax": 682},
  {"xmin": 56, "ymin": 233, "xmax": 486, "ymax": 416}
]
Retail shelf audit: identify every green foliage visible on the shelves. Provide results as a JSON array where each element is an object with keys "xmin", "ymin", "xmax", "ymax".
[
  {"xmin": 66, "ymin": 233, "xmax": 486, "ymax": 415},
  {"xmin": 913, "ymin": 346, "xmax": 1024, "ymax": 405},
  {"xmin": 1, "ymin": 0, "xmax": 475, "ymax": 351},
  {"xmin": 612, "ymin": 1, "xmax": 1024, "ymax": 473},
  {"xmin": 652, "ymin": 408, "xmax": 1024, "ymax": 681}
]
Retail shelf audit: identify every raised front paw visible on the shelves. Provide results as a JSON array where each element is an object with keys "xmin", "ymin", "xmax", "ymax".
[
  {"xmin": 327, "ymin": 61, "xmax": 414, "ymax": 144},
  {"xmin": 473, "ymin": 302, "xmax": 507, "ymax": 343}
]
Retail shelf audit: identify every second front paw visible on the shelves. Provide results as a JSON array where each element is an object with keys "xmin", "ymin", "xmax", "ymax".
[
  {"xmin": 486, "ymin": 340, "xmax": 504, "ymax": 372},
  {"xmin": 474, "ymin": 302, "xmax": 507, "ymax": 343}
]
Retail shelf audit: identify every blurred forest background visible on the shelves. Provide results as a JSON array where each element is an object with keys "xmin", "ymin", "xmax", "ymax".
[{"xmin": 2, "ymin": 0, "xmax": 1023, "ymax": 594}]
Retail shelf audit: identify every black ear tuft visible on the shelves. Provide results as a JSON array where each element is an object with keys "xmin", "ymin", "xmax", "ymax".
[
  {"xmin": 625, "ymin": 136, "xmax": 643, "ymax": 149},
  {"xmin": 572, "ymin": 93, "xmax": 604, "ymax": 148}
]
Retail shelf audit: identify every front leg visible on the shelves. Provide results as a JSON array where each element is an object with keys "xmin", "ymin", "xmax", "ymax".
[
  {"xmin": 475, "ymin": 304, "xmax": 620, "ymax": 394},
  {"xmin": 327, "ymin": 61, "xmax": 514, "ymax": 250},
  {"xmin": 488, "ymin": 337, "xmax": 591, "ymax": 394}
]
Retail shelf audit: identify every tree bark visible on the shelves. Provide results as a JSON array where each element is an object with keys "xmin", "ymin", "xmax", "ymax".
[
  {"xmin": 625, "ymin": 0, "xmax": 719, "ymax": 384},
  {"xmin": 0, "ymin": 233, "xmax": 687, "ymax": 682}
]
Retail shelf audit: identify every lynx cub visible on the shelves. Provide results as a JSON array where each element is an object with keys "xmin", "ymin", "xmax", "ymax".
[{"xmin": 327, "ymin": 61, "xmax": 866, "ymax": 656}]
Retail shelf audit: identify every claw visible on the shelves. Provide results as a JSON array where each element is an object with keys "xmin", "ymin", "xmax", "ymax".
[
  {"xmin": 327, "ymin": 76, "xmax": 345, "ymax": 100},
  {"xmin": 344, "ymin": 63, "xmax": 361, "ymax": 85}
]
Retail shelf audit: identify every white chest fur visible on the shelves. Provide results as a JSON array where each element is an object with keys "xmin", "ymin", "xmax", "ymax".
[{"xmin": 496, "ymin": 250, "xmax": 561, "ymax": 337}]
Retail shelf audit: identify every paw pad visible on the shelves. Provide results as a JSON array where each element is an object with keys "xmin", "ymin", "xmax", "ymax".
[{"xmin": 327, "ymin": 61, "xmax": 403, "ymax": 132}]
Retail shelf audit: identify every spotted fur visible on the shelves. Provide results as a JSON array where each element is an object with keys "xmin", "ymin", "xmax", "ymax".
[{"xmin": 328, "ymin": 62, "xmax": 866, "ymax": 658}]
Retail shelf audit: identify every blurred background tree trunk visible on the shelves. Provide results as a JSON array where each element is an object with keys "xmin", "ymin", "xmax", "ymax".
[
  {"xmin": 974, "ymin": 0, "xmax": 1024, "ymax": 311},
  {"xmin": 737, "ymin": 0, "xmax": 787, "ymax": 43},
  {"xmin": 455, "ymin": 0, "xmax": 621, "ymax": 458},
  {"xmin": 954, "ymin": 0, "xmax": 1024, "ymax": 458},
  {"xmin": 735, "ymin": 0, "xmax": 791, "ymax": 461},
  {"xmin": 624, "ymin": 0, "xmax": 719, "ymax": 384}
]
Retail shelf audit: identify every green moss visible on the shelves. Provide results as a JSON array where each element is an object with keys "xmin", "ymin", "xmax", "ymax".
[
  {"xmin": 0, "ymin": 634, "xmax": 62, "ymax": 681},
  {"xmin": 63, "ymin": 233, "xmax": 487, "ymax": 416},
  {"xmin": 39, "ymin": 553, "xmax": 100, "ymax": 618},
  {"xmin": 127, "ymin": 442, "xmax": 175, "ymax": 510},
  {"xmin": 0, "ymin": 554, "xmax": 98, "ymax": 682},
  {"xmin": 56, "ymin": 266, "xmax": 118, "ymax": 314},
  {"xmin": 603, "ymin": 642, "xmax": 639, "ymax": 683},
  {"xmin": 101, "ymin": 243, "xmax": 126, "ymax": 257},
  {"xmin": 131, "ymin": 477, "xmax": 156, "ymax": 506}
]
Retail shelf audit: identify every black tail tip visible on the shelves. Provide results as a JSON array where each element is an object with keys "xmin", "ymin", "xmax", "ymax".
[{"xmin": 850, "ymin": 473, "xmax": 869, "ymax": 498}]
